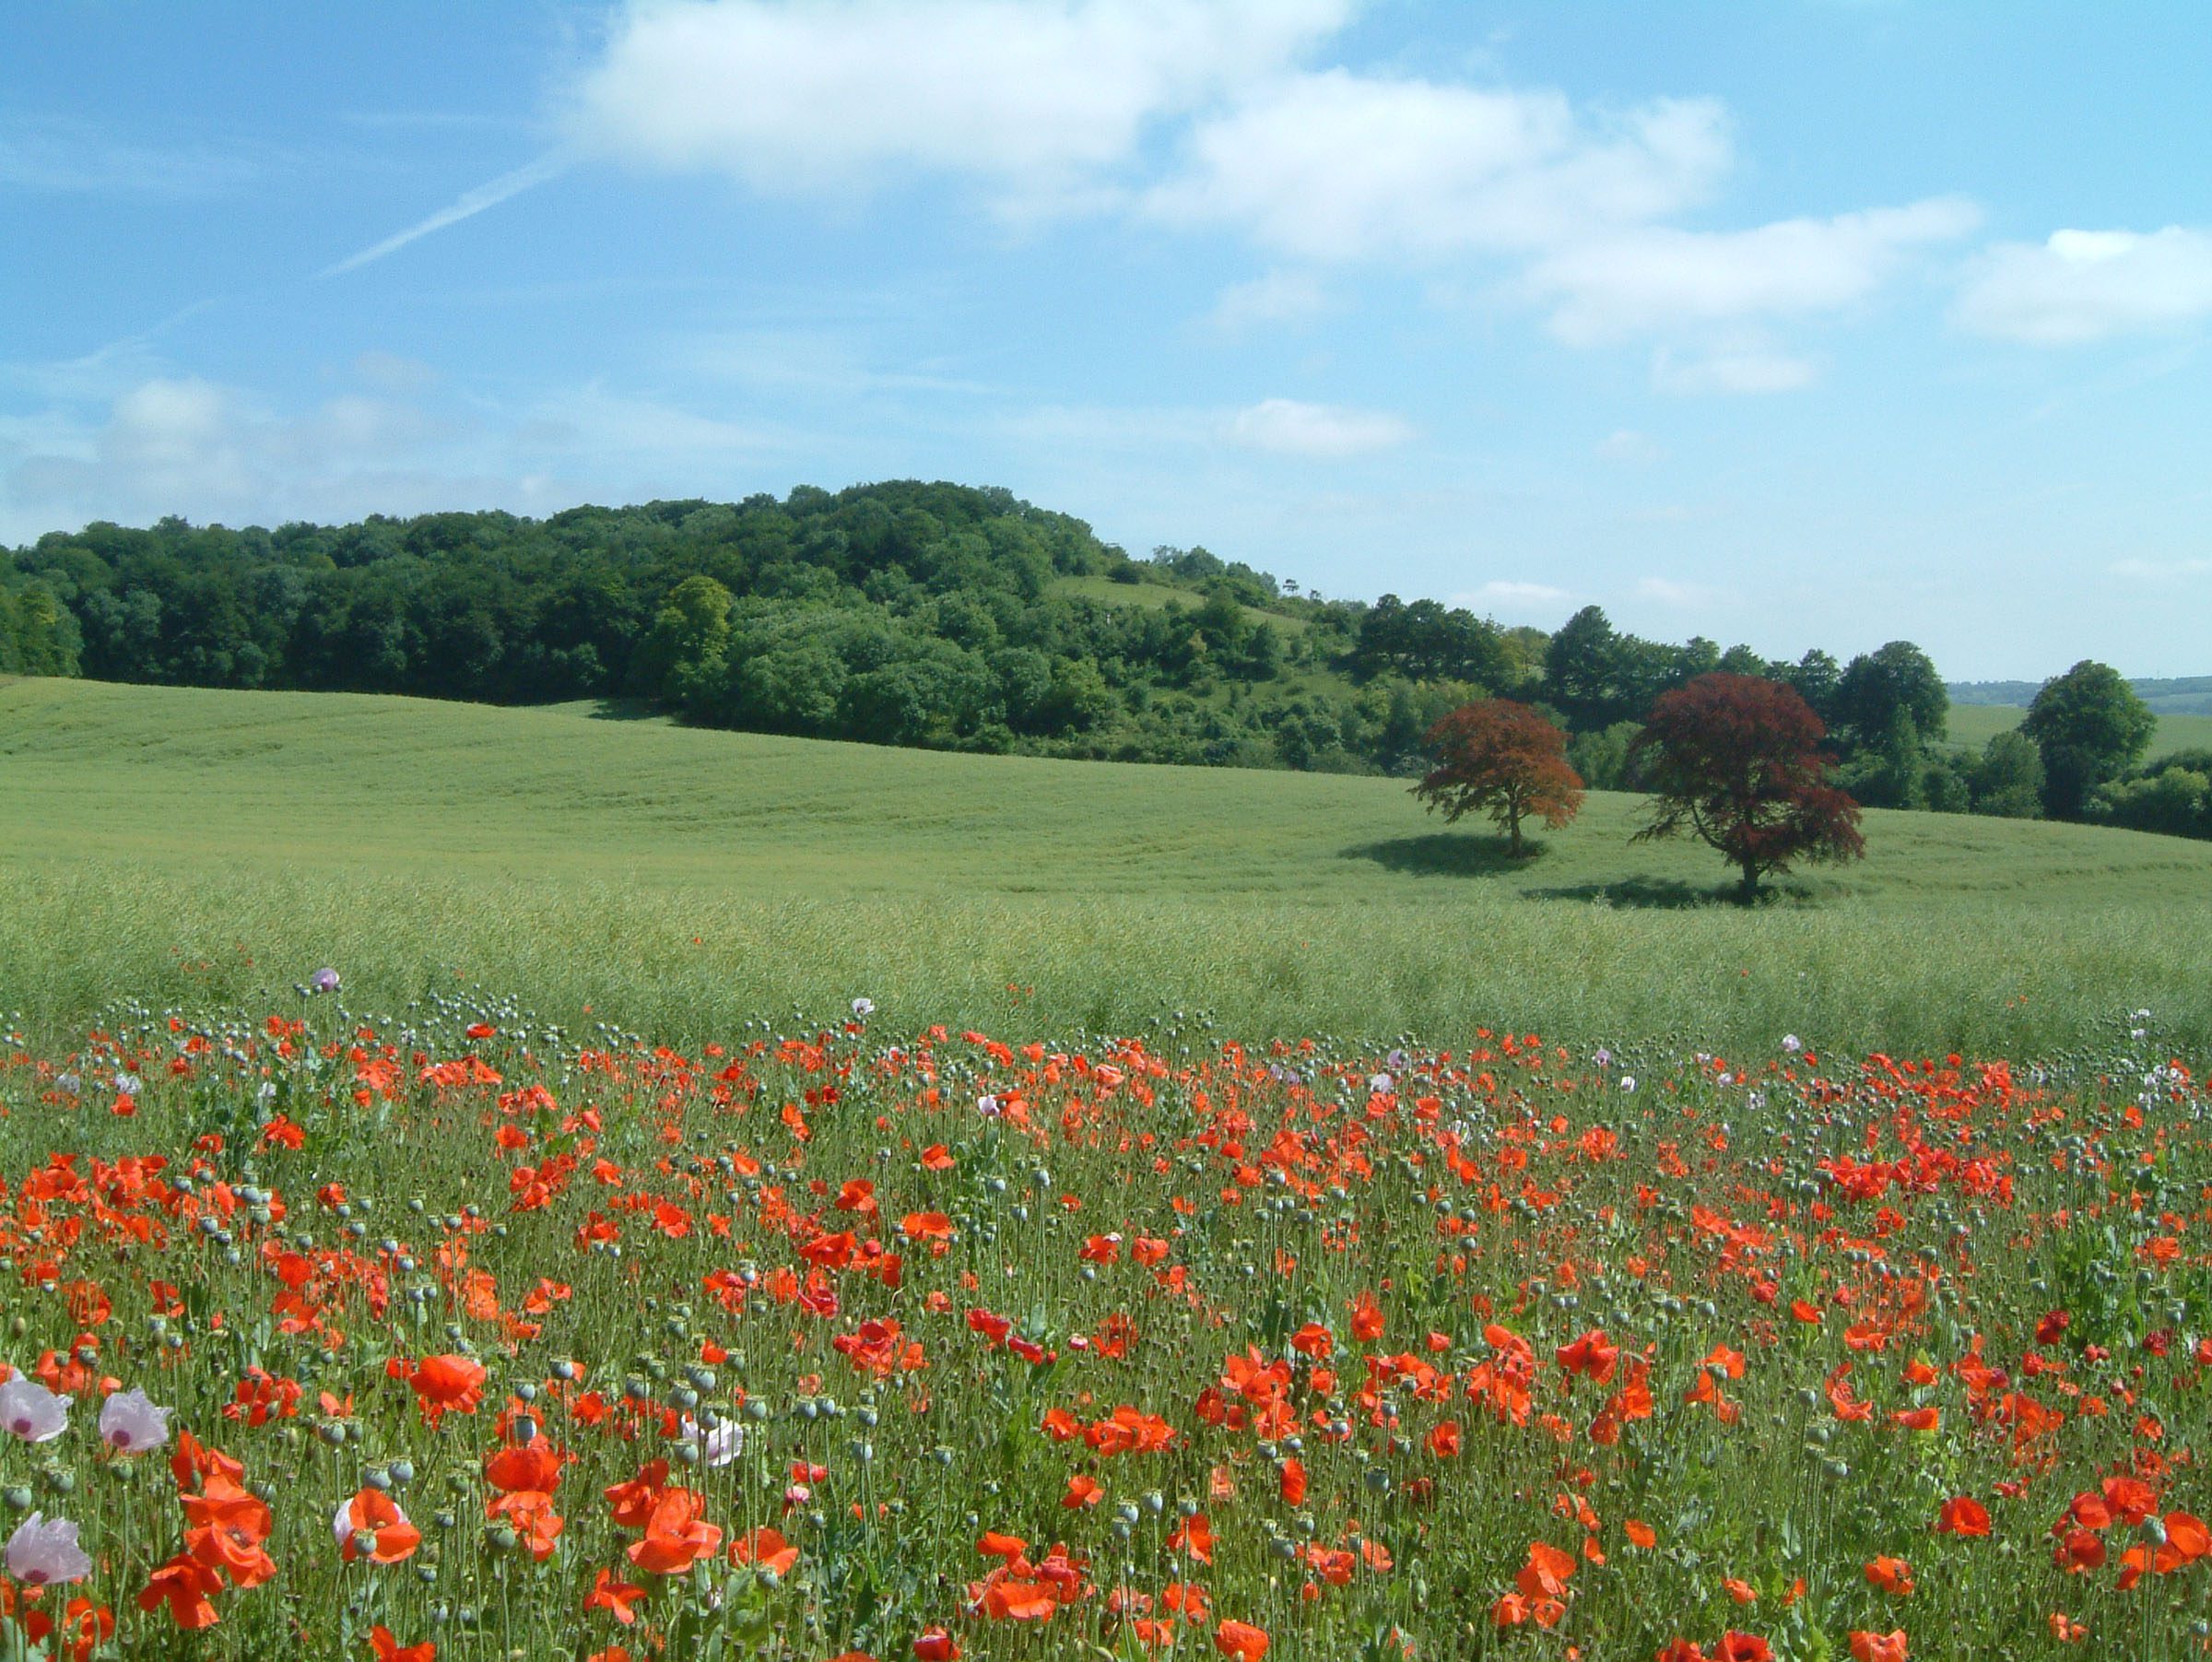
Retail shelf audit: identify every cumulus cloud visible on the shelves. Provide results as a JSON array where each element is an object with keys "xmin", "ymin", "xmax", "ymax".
[
  {"xmin": 551, "ymin": 5, "xmax": 1981, "ymax": 383},
  {"xmin": 1147, "ymin": 72, "xmax": 1728, "ymax": 259},
  {"xmin": 569, "ymin": 0, "xmax": 1350, "ymax": 208},
  {"xmin": 1225, "ymin": 397, "xmax": 1412, "ymax": 458},
  {"xmin": 7, "ymin": 377, "xmax": 453, "ymax": 526},
  {"xmin": 1, "ymin": 365, "xmax": 785, "ymax": 542},
  {"xmin": 1529, "ymin": 199, "xmax": 1979, "ymax": 345},
  {"xmin": 1955, "ymin": 227, "xmax": 2212, "ymax": 344}
]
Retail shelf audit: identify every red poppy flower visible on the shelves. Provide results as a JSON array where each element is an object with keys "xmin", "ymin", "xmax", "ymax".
[{"xmin": 1216, "ymin": 1619, "xmax": 1270, "ymax": 1660}]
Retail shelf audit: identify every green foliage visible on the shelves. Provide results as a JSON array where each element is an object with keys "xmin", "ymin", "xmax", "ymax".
[
  {"xmin": 2022, "ymin": 660, "xmax": 2159, "ymax": 819},
  {"xmin": 2091, "ymin": 750, "xmax": 2212, "ymax": 840},
  {"xmin": 1835, "ymin": 640, "xmax": 1948, "ymax": 751},
  {"xmin": 0, "ymin": 572, "xmax": 80, "ymax": 675},
  {"xmin": 1565, "ymin": 720, "xmax": 1644, "ymax": 792},
  {"xmin": 1968, "ymin": 730, "xmax": 2045, "ymax": 819}
]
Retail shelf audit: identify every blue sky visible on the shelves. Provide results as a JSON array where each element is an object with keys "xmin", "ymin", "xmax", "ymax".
[{"xmin": 4, "ymin": 1, "xmax": 2208, "ymax": 679}]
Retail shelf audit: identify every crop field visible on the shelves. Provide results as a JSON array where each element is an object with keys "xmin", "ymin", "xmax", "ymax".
[
  {"xmin": 3, "ymin": 678, "xmax": 2211, "ymax": 1661},
  {"xmin": 5, "ymin": 678, "xmax": 2212, "ymax": 1060}
]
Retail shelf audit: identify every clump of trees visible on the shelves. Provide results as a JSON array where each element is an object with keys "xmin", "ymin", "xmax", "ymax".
[
  {"xmin": 1410, "ymin": 701, "xmax": 1583, "ymax": 856},
  {"xmin": 1414, "ymin": 675, "xmax": 1865, "ymax": 897}
]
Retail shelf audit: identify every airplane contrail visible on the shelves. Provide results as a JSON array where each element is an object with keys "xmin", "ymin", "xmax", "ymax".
[{"xmin": 320, "ymin": 150, "xmax": 569, "ymax": 277}]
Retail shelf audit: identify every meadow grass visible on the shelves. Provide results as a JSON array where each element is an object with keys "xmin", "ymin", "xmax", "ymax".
[{"xmin": 4, "ymin": 678, "xmax": 2210, "ymax": 1057}]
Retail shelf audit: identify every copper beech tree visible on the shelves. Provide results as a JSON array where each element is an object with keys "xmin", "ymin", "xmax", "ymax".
[
  {"xmin": 1412, "ymin": 700, "xmax": 1584, "ymax": 856},
  {"xmin": 1629, "ymin": 672, "xmax": 1865, "ymax": 900}
]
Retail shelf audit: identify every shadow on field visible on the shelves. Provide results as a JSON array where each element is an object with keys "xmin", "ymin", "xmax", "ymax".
[
  {"xmin": 1341, "ymin": 832, "xmax": 1534, "ymax": 878},
  {"xmin": 582, "ymin": 698, "xmax": 666, "ymax": 722},
  {"xmin": 1526, "ymin": 877, "xmax": 1717, "ymax": 909},
  {"xmin": 1527, "ymin": 877, "xmax": 1822, "ymax": 909}
]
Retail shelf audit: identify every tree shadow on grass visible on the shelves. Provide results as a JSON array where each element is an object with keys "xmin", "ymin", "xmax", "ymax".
[
  {"xmin": 1341, "ymin": 832, "xmax": 1539, "ymax": 878},
  {"xmin": 582, "ymin": 698, "xmax": 667, "ymax": 722},
  {"xmin": 1526, "ymin": 877, "xmax": 1822, "ymax": 910}
]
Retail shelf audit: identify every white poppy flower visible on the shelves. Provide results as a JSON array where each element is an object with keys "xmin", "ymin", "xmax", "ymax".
[
  {"xmin": 100, "ymin": 1386, "xmax": 171, "ymax": 1453},
  {"xmin": 0, "ymin": 1378, "xmax": 70, "ymax": 1444},
  {"xmin": 6, "ymin": 1513, "xmax": 91, "ymax": 1585}
]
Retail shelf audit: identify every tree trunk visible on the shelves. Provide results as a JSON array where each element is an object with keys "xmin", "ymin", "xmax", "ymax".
[
  {"xmin": 1507, "ymin": 799, "xmax": 1524, "ymax": 856},
  {"xmin": 1737, "ymin": 857, "xmax": 1761, "ymax": 902}
]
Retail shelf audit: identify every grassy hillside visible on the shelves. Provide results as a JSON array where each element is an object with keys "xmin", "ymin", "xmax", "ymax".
[
  {"xmin": 1946, "ymin": 700, "xmax": 2212, "ymax": 758},
  {"xmin": 6, "ymin": 677, "xmax": 2210, "ymax": 1054}
]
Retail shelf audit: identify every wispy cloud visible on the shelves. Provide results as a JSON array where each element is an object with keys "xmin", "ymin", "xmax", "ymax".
[
  {"xmin": 321, "ymin": 151, "xmax": 570, "ymax": 277},
  {"xmin": 0, "ymin": 124, "xmax": 266, "ymax": 196},
  {"xmin": 1226, "ymin": 398, "xmax": 1413, "ymax": 458},
  {"xmin": 1595, "ymin": 429, "xmax": 1662, "ymax": 465}
]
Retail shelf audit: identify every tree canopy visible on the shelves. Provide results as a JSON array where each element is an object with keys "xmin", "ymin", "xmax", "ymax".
[
  {"xmin": 1411, "ymin": 700, "xmax": 1583, "ymax": 855},
  {"xmin": 1630, "ymin": 673, "xmax": 1866, "ymax": 899},
  {"xmin": 2021, "ymin": 660, "xmax": 2158, "ymax": 820}
]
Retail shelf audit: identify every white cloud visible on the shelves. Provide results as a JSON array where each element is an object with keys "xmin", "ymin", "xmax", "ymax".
[
  {"xmin": 1529, "ymin": 199, "xmax": 1979, "ymax": 345},
  {"xmin": 1, "ymin": 369, "xmax": 788, "ymax": 543},
  {"xmin": 1147, "ymin": 70, "xmax": 1728, "ymax": 259},
  {"xmin": 1955, "ymin": 226, "xmax": 2212, "ymax": 345},
  {"xmin": 569, "ymin": 0, "xmax": 1351, "ymax": 209},
  {"xmin": 1225, "ymin": 397, "xmax": 1412, "ymax": 458},
  {"xmin": 1594, "ymin": 429, "xmax": 1661, "ymax": 465},
  {"xmin": 1652, "ymin": 342, "xmax": 1819, "ymax": 395},
  {"xmin": 2112, "ymin": 555, "xmax": 2212, "ymax": 581},
  {"xmin": 1206, "ymin": 269, "xmax": 1330, "ymax": 333},
  {"xmin": 558, "ymin": 6, "xmax": 1977, "ymax": 375}
]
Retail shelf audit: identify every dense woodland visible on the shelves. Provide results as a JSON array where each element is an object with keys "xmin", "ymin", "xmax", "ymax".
[{"xmin": 6, "ymin": 478, "xmax": 2205, "ymax": 839}]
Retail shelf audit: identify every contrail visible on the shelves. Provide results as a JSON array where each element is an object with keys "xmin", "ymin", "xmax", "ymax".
[{"xmin": 320, "ymin": 150, "xmax": 569, "ymax": 277}]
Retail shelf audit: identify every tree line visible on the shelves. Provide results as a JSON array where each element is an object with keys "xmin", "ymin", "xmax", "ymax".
[{"xmin": 3, "ymin": 479, "xmax": 2197, "ymax": 840}]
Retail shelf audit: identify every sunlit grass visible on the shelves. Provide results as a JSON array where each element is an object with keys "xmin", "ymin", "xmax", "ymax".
[{"xmin": 5, "ymin": 678, "xmax": 2210, "ymax": 1055}]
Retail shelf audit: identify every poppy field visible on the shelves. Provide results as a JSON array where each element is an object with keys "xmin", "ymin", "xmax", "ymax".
[{"xmin": 1, "ymin": 983, "xmax": 2206, "ymax": 1662}]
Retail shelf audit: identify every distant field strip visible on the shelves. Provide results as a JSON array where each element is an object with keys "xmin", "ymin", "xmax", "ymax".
[{"xmin": 1945, "ymin": 701, "xmax": 2211, "ymax": 759}]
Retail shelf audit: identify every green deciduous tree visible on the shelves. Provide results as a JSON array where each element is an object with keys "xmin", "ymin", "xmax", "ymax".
[{"xmin": 2021, "ymin": 661, "xmax": 2157, "ymax": 820}]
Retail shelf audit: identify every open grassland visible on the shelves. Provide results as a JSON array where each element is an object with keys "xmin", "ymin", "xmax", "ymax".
[
  {"xmin": 5, "ymin": 678, "xmax": 2212, "ymax": 1057},
  {"xmin": 1944, "ymin": 702, "xmax": 2212, "ymax": 760}
]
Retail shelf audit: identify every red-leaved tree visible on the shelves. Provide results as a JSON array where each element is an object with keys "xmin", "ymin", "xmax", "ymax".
[
  {"xmin": 1412, "ymin": 700, "xmax": 1584, "ymax": 856},
  {"xmin": 1629, "ymin": 672, "xmax": 1865, "ymax": 899}
]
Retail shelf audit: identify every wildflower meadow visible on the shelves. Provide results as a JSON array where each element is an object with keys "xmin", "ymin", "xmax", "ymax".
[{"xmin": 0, "ymin": 977, "xmax": 2206, "ymax": 1662}]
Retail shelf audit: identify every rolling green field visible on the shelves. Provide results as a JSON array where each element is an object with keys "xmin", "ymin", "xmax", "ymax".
[
  {"xmin": 1945, "ymin": 700, "xmax": 2212, "ymax": 759},
  {"xmin": 5, "ymin": 675, "xmax": 2211, "ymax": 1055}
]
